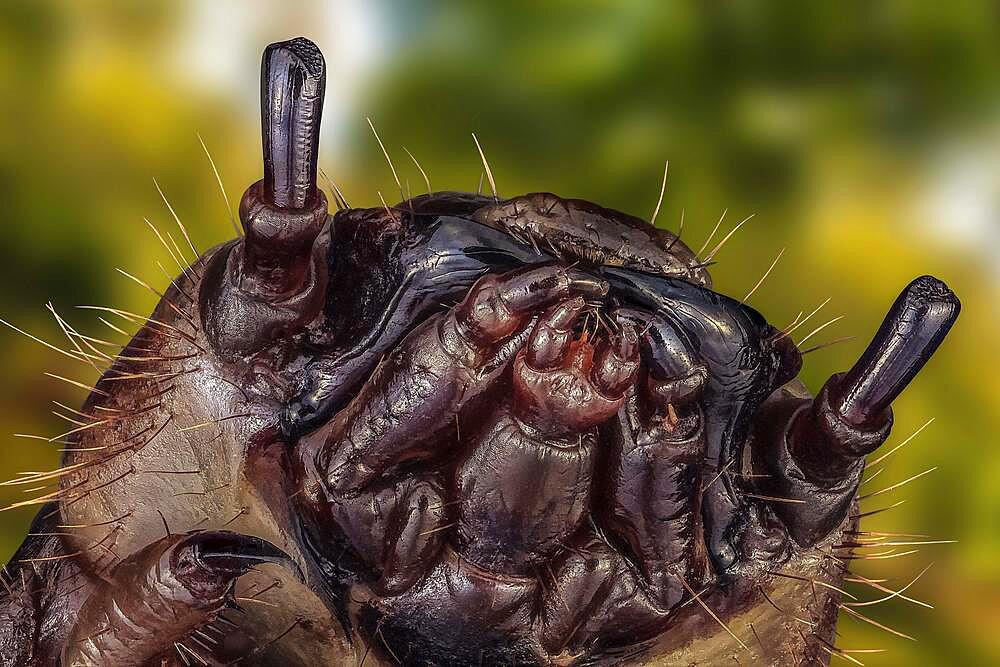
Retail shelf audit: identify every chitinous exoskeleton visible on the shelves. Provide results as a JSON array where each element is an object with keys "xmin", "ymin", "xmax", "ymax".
[{"xmin": 0, "ymin": 37, "xmax": 959, "ymax": 667}]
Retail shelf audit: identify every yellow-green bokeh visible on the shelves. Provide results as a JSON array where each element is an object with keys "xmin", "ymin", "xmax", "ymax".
[{"xmin": 0, "ymin": 2, "xmax": 997, "ymax": 664}]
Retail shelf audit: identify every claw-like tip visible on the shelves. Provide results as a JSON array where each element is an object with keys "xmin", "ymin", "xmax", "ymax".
[{"xmin": 188, "ymin": 531, "xmax": 303, "ymax": 581}]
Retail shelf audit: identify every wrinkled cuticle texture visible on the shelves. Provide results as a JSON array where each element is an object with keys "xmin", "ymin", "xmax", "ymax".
[
  {"xmin": 0, "ymin": 40, "xmax": 962, "ymax": 667},
  {"xmin": 0, "ymin": 187, "xmax": 960, "ymax": 667}
]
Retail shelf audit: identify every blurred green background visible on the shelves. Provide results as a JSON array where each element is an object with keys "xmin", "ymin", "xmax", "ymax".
[{"xmin": 0, "ymin": 1, "xmax": 997, "ymax": 664}]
